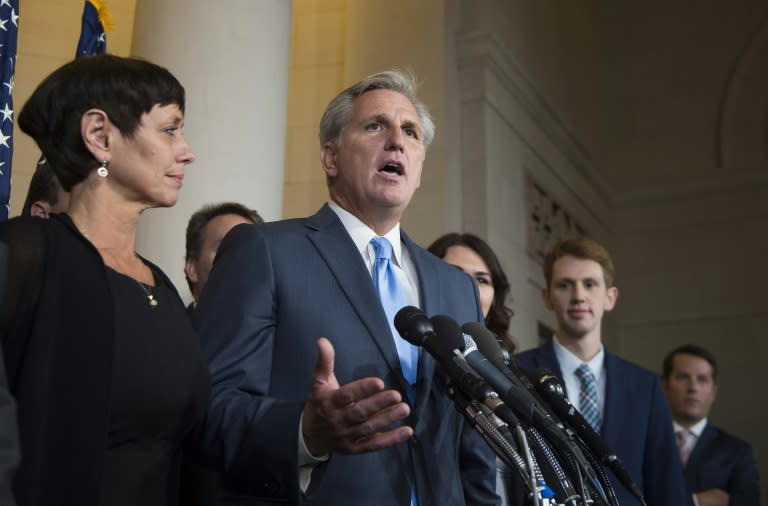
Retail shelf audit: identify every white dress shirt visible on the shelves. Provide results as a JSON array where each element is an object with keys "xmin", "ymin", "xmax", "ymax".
[
  {"xmin": 673, "ymin": 417, "xmax": 707, "ymax": 457},
  {"xmin": 328, "ymin": 201, "xmax": 420, "ymax": 306}
]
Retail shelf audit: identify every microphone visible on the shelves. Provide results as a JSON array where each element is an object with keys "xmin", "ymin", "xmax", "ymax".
[
  {"xmin": 462, "ymin": 322, "xmax": 537, "ymax": 392},
  {"xmin": 393, "ymin": 307, "xmax": 520, "ymax": 428},
  {"xmin": 534, "ymin": 369, "xmax": 615, "ymax": 461},
  {"xmin": 447, "ymin": 318, "xmax": 557, "ymax": 432},
  {"xmin": 462, "ymin": 321, "xmax": 509, "ymax": 370},
  {"xmin": 425, "ymin": 314, "xmax": 553, "ymax": 499},
  {"xmin": 533, "ymin": 369, "xmax": 646, "ymax": 505},
  {"xmin": 462, "ymin": 322, "xmax": 569, "ymax": 425}
]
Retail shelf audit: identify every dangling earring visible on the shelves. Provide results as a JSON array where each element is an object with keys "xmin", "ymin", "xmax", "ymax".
[{"xmin": 97, "ymin": 160, "xmax": 109, "ymax": 178}]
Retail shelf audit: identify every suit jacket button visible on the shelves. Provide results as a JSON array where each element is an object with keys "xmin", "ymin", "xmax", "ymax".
[{"xmin": 261, "ymin": 481, "xmax": 280, "ymax": 495}]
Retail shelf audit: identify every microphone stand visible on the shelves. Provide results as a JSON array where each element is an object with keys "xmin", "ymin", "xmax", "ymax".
[
  {"xmin": 526, "ymin": 427, "xmax": 580, "ymax": 506},
  {"xmin": 447, "ymin": 378, "xmax": 540, "ymax": 501}
]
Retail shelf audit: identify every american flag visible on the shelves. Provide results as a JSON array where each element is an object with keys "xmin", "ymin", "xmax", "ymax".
[
  {"xmin": 0, "ymin": 0, "xmax": 18, "ymax": 220},
  {"xmin": 75, "ymin": 0, "xmax": 109, "ymax": 58}
]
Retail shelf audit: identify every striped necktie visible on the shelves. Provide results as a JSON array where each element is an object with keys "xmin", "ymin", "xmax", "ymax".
[{"xmin": 575, "ymin": 364, "xmax": 601, "ymax": 432}]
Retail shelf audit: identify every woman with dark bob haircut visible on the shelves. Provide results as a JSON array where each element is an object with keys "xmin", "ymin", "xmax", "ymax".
[
  {"xmin": 427, "ymin": 233, "xmax": 515, "ymax": 351},
  {"xmin": 0, "ymin": 55, "xmax": 209, "ymax": 506}
]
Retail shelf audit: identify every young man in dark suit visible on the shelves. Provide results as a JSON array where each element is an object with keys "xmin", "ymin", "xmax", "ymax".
[
  {"xmin": 516, "ymin": 237, "xmax": 690, "ymax": 506},
  {"xmin": 663, "ymin": 344, "xmax": 761, "ymax": 506}
]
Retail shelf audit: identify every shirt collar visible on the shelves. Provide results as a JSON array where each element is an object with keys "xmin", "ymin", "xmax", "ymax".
[
  {"xmin": 673, "ymin": 418, "xmax": 708, "ymax": 438},
  {"xmin": 552, "ymin": 334, "xmax": 605, "ymax": 382},
  {"xmin": 327, "ymin": 201, "xmax": 403, "ymax": 266}
]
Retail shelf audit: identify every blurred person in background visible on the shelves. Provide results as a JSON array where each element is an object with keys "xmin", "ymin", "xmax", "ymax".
[
  {"xmin": 662, "ymin": 344, "xmax": 760, "ymax": 506},
  {"xmin": 20, "ymin": 158, "xmax": 70, "ymax": 218},
  {"xmin": 183, "ymin": 202, "xmax": 262, "ymax": 311}
]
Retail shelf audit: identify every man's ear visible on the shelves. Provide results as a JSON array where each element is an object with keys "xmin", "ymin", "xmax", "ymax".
[
  {"xmin": 30, "ymin": 201, "xmax": 52, "ymax": 219},
  {"xmin": 541, "ymin": 288, "xmax": 554, "ymax": 311},
  {"xmin": 604, "ymin": 286, "xmax": 619, "ymax": 312},
  {"xmin": 320, "ymin": 142, "xmax": 338, "ymax": 178},
  {"xmin": 184, "ymin": 259, "xmax": 199, "ymax": 285},
  {"xmin": 80, "ymin": 109, "xmax": 112, "ymax": 162}
]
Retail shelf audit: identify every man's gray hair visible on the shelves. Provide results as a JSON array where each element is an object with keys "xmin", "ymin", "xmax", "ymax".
[{"xmin": 319, "ymin": 69, "xmax": 435, "ymax": 150}]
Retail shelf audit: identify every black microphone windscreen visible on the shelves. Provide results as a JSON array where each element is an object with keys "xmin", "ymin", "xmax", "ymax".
[
  {"xmin": 461, "ymin": 322, "xmax": 505, "ymax": 366},
  {"xmin": 429, "ymin": 315, "xmax": 465, "ymax": 357},
  {"xmin": 394, "ymin": 306, "xmax": 432, "ymax": 346},
  {"xmin": 535, "ymin": 369, "xmax": 566, "ymax": 398}
]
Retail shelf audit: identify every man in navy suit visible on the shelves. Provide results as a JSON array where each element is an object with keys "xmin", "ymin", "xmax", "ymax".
[
  {"xmin": 662, "ymin": 344, "xmax": 761, "ymax": 506},
  {"xmin": 195, "ymin": 71, "xmax": 498, "ymax": 505},
  {"xmin": 516, "ymin": 237, "xmax": 690, "ymax": 506}
]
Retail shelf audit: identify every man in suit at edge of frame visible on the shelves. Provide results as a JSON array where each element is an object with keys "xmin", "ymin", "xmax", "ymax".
[{"xmin": 662, "ymin": 344, "xmax": 761, "ymax": 506}]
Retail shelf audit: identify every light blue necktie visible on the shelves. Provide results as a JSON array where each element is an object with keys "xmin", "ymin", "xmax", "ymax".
[
  {"xmin": 575, "ymin": 364, "xmax": 602, "ymax": 432},
  {"xmin": 370, "ymin": 237, "xmax": 419, "ymax": 506},
  {"xmin": 370, "ymin": 237, "xmax": 419, "ymax": 386}
]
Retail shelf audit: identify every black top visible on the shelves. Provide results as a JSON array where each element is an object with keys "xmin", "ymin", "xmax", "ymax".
[
  {"xmin": 100, "ymin": 268, "xmax": 210, "ymax": 506},
  {"xmin": 0, "ymin": 215, "xmax": 212, "ymax": 506}
]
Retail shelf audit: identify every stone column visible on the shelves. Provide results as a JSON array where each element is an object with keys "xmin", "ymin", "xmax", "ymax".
[{"xmin": 131, "ymin": 0, "xmax": 292, "ymax": 301}]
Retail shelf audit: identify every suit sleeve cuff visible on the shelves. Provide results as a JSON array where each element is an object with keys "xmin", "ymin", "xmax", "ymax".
[{"xmin": 297, "ymin": 411, "xmax": 330, "ymax": 492}]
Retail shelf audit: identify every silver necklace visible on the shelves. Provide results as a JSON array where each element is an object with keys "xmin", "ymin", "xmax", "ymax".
[{"xmin": 136, "ymin": 280, "xmax": 159, "ymax": 308}]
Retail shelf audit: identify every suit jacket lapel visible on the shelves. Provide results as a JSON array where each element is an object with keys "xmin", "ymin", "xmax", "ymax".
[
  {"xmin": 601, "ymin": 351, "xmax": 620, "ymax": 441},
  {"xmin": 687, "ymin": 423, "xmax": 715, "ymax": 469},
  {"xmin": 305, "ymin": 205, "xmax": 407, "ymax": 392},
  {"xmin": 403, "ymin": 233, "xmax": 437, "ymax": 419}
]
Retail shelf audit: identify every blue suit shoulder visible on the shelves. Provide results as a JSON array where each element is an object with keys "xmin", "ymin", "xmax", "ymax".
[
  {"xmin": 516, "ymin": 343, "xmax": 659, "ymax": 378},
  {"xmin": 706, "ymin": 424, "xmax": 755, "ymax": 454},
  {"xmin": 604, "ymin": 352, "xmax": 659, "ymax": 382},
  {"xmin": 515, "ymin": 342, "xmax": 553, "ymax": 372},
  {"xmin": 215, "ymin": 217, "xmax": 309, "ymax": 261},
  {"xmin": 413, "ymin": 243, "xmax": 476, "ymax": 284}
]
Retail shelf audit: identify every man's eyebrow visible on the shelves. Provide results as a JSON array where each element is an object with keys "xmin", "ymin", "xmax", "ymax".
[
  {"xmin": 401, "ymin": 118, "xmax": 422, "ymax": 133},
  {"xmin": 360, "ymin": 113, "xmax": 389, "ymax": 124}
]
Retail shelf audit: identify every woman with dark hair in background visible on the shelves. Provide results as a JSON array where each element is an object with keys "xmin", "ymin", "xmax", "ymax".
[
  {"xmin": 0, "ymin": 54, "xmax": 208, "ymax": 506},
  {"xmin": 427, "ymin": 232, "xmax": 515, "ymax": 351}
]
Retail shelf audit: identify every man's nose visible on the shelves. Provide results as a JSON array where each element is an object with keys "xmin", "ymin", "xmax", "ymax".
[{"xmin": 386, "ymin": 128, "xmax": 405, "ymax": 152}]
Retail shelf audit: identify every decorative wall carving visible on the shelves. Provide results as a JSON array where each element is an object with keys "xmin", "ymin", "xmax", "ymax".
[
  {"xmin": 716, "ymin": 15, "xmax": 768, "ymax": 170},
  {"xmin": 525, "ymin": 172, "xmax": 587, "ymax": 261}
]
